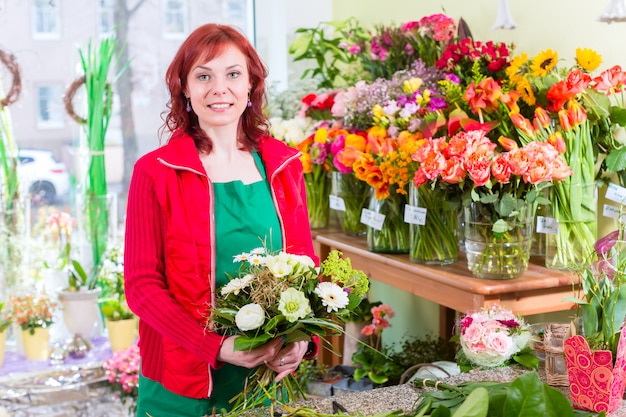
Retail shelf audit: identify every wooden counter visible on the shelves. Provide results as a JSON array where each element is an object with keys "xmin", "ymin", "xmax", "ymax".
[{"xmin": 314, "ymin": 231, "xmax": 579, "ymax": 366}]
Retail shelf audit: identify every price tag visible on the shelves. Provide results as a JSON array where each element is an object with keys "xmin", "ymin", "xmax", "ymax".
[
  {"xmin": 404, "ymin": 204, "xmax": 426, "ymax": 225},
  {"xmin": 360, "ymin": 209, "xmax": 374, "ymax": 227},
  {"xmin": 329, "ymin": 195, "xmax": 346, "ymax": 211},
  {"xmin": 605, "ymin": 183, "xmax": 626, "ymax": 204},
  {"xmin": 604, "ymin": 204, "xmax": 620, "ymax": 220},
  {"xmin": 536, "ymin": 216, "xmax": 559, "ymax": 235}
]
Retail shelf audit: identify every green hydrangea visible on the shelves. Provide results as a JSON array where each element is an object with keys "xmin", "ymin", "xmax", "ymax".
[{"xmin": 320, "ymin": 250, "xmax": 369, "ymax": 297}]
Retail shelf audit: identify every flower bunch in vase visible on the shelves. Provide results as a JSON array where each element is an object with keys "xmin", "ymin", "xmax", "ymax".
[
  {"xmin": 207, "ymin": 247, "xmax": 369, "ymax": 411},
  {"xmin": 102, "ymin": 343, "xmax": 139, "ymax": 413},
  {"xmin": 400, "ymin": 14, "xmax": 457, "ymax": 68},
  {"xmin": 456, "ymin": 305, "xmax": 536, "ymax": 371},
  {"xmin": 352, "ymin": 127, "xmax": 422, "ymax": 253},
  {"xmin": 507, "ymin": 48, "xmax": 603, "ymax": 270}
]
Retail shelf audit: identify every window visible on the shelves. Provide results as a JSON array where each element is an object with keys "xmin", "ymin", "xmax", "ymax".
[
  {"xmin": 99, "ymin": 0, "xmax": 115, "ymax": 36},
  {"xmin": 36, "ymin": 84, "xmax": 64, "ymax": 128},
  {"xmin": 32, "ymin": 0, "xmax": 60, "ymax": 39},
  {"xmin": 163, "ymin": 0, "xmax": 187, "ymax": 38}
]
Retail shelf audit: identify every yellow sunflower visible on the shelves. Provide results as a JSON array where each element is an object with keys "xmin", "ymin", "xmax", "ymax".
[
  {"xmin": 530, "ymin": 49, "xmax": 558, "ymax": 77},
  {"xmin": 506, "ymin": 52, "xmax": 529, "ymax": 84},
  {"xmin": 515, "ymin": 77, "xmax": 536, "ymax": 106},
  {"xmin": 575, "ymin": 48, "xmax": 602, "ymax": 72}
]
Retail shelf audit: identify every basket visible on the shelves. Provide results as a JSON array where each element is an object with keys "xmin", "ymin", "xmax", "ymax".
[{"xmin": 544, "ymin": 323, "xmax": 570, "ymax": 386}]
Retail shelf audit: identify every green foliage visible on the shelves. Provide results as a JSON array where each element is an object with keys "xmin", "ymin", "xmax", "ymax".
[
  {"xmin": 67, "ymin": 259, "xmax": 99, "ymax": 291},
  {"xmin": 0, "ymin": 302, "xmax": 11, "ymax": 333},
  {"xmin": 288, "ymin": 18, "xmax": 368, "ymax": 89}
]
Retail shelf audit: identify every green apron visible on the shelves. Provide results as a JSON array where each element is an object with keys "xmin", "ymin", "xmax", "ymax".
[{"xmin": 136, "ymin": 152, "xmax": 282, "ymax": 416}]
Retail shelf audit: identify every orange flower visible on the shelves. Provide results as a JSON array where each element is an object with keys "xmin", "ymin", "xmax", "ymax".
[
  {"xmin": 299, "ymin": 153, "xmax": 312, "ymax": 174},
  {"xmin": 509, "ymin": 112, "xmax": 534, "ymax": 137},
  {"xmin": 344, "ymin": 133, "xmax": 366, "ymax": 152},
  {"xmin": 498, "ymin": 136, "xmax": 518, "ymax": 151},
  {"xmin": 566, "ymin": 99, "xmax": 588, "ymax": 126},
  {"xmin": 547, "ymin": 132, "xmax": 566, "ymax": 154},
  {"xmin": 533, "ymin": 107, "xmax": 551, "ymax": 130}
]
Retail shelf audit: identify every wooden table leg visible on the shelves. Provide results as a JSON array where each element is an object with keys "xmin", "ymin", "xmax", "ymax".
[{"xmin": 439, "ymin": 306, "xmax": 457, "ymax": 342}]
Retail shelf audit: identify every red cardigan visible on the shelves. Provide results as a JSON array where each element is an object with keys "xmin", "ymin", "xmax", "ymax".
[{"xmin": 124, "ymin": 131, "xmax": 317, "ymax": 398}]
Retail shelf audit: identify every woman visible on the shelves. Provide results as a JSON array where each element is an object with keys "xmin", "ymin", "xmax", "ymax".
[{"xmin": 124, "ymin": 23, "xmax": 317, "ymax": 416}]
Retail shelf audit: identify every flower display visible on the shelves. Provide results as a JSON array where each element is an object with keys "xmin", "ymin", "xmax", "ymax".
[
  {"xmin": 563, "ymin": 229, "xmax": 626, "ymax": 360},
  {"xmin": 208, "ymin": 247, "xmax": 369, "ymax": 411},
  {"xmin": 7, "ymin": 293, "xmax": 57, "ymax": 334},
  {"xmin": 457, "ymin": 305, "xmax": 536, "ymax": 371},
  {"xmin": 38, "ymin": 209, "xmax": 76, "ymax": 271},
  {"xmin": 96, "ymin": 242, "xmax": 134, "ymax": 321},
  {"xmin": 102, "ymin": 343, "xmax": 139, "ymax": 412},
  {"xmin": 298, "ymin": 90, "xmax": 343, "ymax": 121}
]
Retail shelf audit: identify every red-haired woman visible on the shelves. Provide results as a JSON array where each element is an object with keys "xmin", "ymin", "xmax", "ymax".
[{"xmin": 124, "ymin": 23, "xmax": 317, "ymax": 416}]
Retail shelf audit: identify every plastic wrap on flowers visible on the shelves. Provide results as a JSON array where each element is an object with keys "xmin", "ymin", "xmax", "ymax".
[{"xmin": 365, "ymin": 187, "xmax": 410, "ymax": 254}]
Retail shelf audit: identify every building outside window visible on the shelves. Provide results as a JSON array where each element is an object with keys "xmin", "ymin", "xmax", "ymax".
[
  {"xmin": 32, "ymin": 0, "xmax": 60, "ymax": 39},
  {"xmin": 163, "ymin": 0, "xmax": 187, "ymax": 38},
  {"xmin": 99, "ymin": 0, "xmax": 115, "ymax": 36},
  {"xmin": 36, "ymin": 84, "xmax": 65, "ymax": 129}
]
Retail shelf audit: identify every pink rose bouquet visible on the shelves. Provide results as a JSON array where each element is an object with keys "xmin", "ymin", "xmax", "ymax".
[{"xmin": 456, "ymin": 305, "xmax": 537, "ymax": 371}]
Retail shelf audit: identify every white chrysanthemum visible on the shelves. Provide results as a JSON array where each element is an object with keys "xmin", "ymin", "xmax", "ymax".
[
  {"xmin": 233, "ymin": 252, "xmax": 250, "ymax": 263},
  {"xmin": 235, "ymin": 303, "xmax": 265, "ymax": 331},
  {"xmin": 265, "ymin": 255, "xmax": 293, "ymax": 278},
  {"xmin": 221, "ymin": 275, "xmax": 253, "ymax": 296},
  {"xmin": 278, "ymin": 288, "xmax": 311, "ymax": 322},
  {"xmin": 249, "ymin": 247, "xmax": 266, "ymax": 256},
  {"xmin": 314, "ymin": 282, "xmax": 349, "ymax": 312},
  {"xmin": 248, "ymin": 254, "xmax": 266, "ymax": 266}
]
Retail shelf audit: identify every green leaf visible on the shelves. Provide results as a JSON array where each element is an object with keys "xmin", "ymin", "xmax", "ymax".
[
  {"xmin": 451, "ymin": 387, "xmax": 489, "ymax": 417},
  {"xmin": 503, "ymin": 372, "xmax": 575, "ymax": 417},
  {"xmin": 233, "ymin": 333, "xmax": 272, "ymax": 351},
  {"xmin": 606, "ymin": 147, "xmax": 626, "ymax": 172}
]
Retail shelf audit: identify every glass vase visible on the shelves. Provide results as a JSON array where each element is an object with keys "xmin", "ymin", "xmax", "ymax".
[
  {"xmin": 365, "ymin": 186, "xmax": 409, "ymax": 254},
  {"xmin": 304, "ymin": 168, "xmax": 331, "ymax": 229},
  {"xmin": 330, "ymin": 172, "xmax": 370, "ymax": 236},
  {"xmin": 408, "ymin": 183, "xmax": 459, "ymax": 265},
  {"xmin": 463, "ymin": 201, "xmax": 533, "ymax": 279},
  {"xmin": 545, "ymin": 182, "xmax": 597, "ymax": 271}
]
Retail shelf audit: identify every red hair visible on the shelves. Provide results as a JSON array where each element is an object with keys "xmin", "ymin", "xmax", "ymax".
[{"xmin": 161, "ymin": 24, "xmax": 269, "ymax": 153}]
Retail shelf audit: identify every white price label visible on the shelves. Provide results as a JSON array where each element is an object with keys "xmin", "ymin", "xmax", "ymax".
[
  {"xmin": 536, "ymin": 216, "xmax": 559, "ymax": 235},
  {"xmin": 360, "ymin": 209, "xmax": 374, "ymax": 227},
  {"xmin": 404, "ymin": 204, "xmax": 427, "ymax": 225},
  {"xmin": 604, "ymin": 204, "xmax": 620, "ymax": 220},
  {"xmin": 329, "ymin": 195, "xmax": 346, "ymax": 211},
  {"xmin": 605, "ymin": 183, "xmax": 626, "ymax": 204}
]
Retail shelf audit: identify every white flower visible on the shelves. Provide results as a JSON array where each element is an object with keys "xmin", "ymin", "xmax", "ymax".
[
  {"xmin": 248, "ymin": 254, "xmax": 266, "ymax": 266},
  {"xmin": 288, "ymin": 254, "xmax": 316, "ymax": 268},
  {"xmin": 249, "ymin": 247, "xmax": 266, "ymax": 256},
  {"xmin": 221, "ymin": 275, "xmax": 253, "ymax": 296},
  {"xmin": 265, "ymin": 255, "xmax": 293, "ymax": 278},
  {"xmin": 235, "ymin": 303, "xmax": 265, "ymax": 331},
  {"xmin": 278, "ymin": 288, "xmax": 311, "ymax": 322},
  {"xmin": 314, "ymin": 282, "xmax": 349, "ymax": 312},
  {"xmin": 233, "ymin": 252, "xmax": 250, "ymax": 263}
]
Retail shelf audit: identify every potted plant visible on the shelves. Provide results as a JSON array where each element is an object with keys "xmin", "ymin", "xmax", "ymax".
[
  {"xmin": 562, "ymin": 229, "xmax": 626, "ymax": 414},
  {"xmin": 96, "ymin": 243, "xmax": 136, "ymax": 351},
  {"xmin": 8, "ymin": 293, "xmax": 57, "ymax": 360},
  {"xmin": 102, "ymin": 343, "xmax": 139, "ymax": 414}
]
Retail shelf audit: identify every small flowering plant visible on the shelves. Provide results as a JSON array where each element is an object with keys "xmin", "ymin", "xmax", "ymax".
[
  {"xmin": 96, "ymin": 243, "xmax": 134, "ymax": 322},
  {"xmin": 7, "ymin": 293, "xmax": 57, "ymax": 335},
  {"xmin": 456, "ymin": 305, "xmax": 537, "ymax": 371},
  {"xmin": 40, "ymin": 209, "xmax": 76, "ymax": 271},
  {"xmin": 208, "ymin": 248, "xmax": 369, "ymax": 411},
  {"xmin": 102, "ymin": 343, "xmax": 139, "ymax": 412}
]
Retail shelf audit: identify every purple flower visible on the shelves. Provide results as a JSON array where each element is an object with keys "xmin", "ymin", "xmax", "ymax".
[
  {"xmin": 595, "ymin": 230, "xmax": 619, "ymax": 256},
  {"xmin": 309, "ymin": 142, "xmax": 328, "ymax": 165},
  {"xmin": 444, "ymin": 73, "xmax": 461, "ymax": 84}
]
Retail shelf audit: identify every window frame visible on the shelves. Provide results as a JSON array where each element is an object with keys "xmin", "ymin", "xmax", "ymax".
[
  {"xmin": 32, "ymin": 0, "xmax": 61, "ymax": 40},
  {"xmin": 36, "ymin": 84, "xmax": 65, "ymax": 129}
]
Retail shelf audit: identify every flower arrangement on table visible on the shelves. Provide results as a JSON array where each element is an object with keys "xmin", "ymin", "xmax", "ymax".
[
  {"xmin": 456, "ymin": 304, "xmax": 537, "ymax": 371},
  {"xmin": 207, "ymin": 248, "xmax": 369, "ymax": 411},
  {"xmin": 102, "ymin": 343, "xmax": 139, "ymax": 413},
  {"xmin": 7, "ymin": 292, "xmax": 57, "ymax": 335}
]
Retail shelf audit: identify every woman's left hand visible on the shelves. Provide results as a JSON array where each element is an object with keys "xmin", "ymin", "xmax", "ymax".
[{"xmin": 265, "ymin": 340, "xmax": 308, "ymax": 382}]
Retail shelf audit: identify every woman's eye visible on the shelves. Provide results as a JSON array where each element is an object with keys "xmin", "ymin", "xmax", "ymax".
[
  {"xmin": 228, "ymin": 71, "xmax": 240, "ymax": 79},
  {"xmin": 198, "ymin": 74, "xmax": 210, "ymax": 81}
]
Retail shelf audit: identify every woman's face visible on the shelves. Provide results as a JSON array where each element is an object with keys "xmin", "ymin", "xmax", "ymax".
[{"xmin": 185, "ymin": 44, "xmax": 251, "ymax": 133}]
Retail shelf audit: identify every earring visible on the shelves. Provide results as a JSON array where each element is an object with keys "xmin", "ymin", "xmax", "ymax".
[
  {"xmin": 247, "ymin": 90, "xmax": 252, "ymax": 108},
  {"xmin": 185, "ymin": 98, "xmax": 191, "ymax": 112}
]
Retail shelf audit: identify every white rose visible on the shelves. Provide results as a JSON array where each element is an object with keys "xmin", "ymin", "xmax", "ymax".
[{"xmin": 235, "ymin": 303, "xmax": 265, "ymax": 331}]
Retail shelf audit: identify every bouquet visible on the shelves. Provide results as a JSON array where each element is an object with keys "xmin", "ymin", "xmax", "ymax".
[
  {"xmin": 7, "ymin": 293, "xmax": 57, "ymax": 334},
  {"xmin": 563, "ymin": 229, "xmax": 626, "ymax": 359},
  {"xmin": 208, "ymin": 248, "xmax": 369, "ymax": 411},
  {"xmin": 456, "ymin": 305, "xmax": 537, "ymax": 371},
  {"xmin": 102, "ymin": 343, "xmax": 139, "ymax": 412}
]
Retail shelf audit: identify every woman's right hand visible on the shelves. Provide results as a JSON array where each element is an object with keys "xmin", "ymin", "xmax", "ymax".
[{"xmin": 217, "ymin": 336, "xmax": 283, "ymax": 368}]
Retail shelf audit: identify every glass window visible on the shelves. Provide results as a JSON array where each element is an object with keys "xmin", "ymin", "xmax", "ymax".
[
  {"xmin": 32, "ymin": 0, "xmax": 60, "ymax": 39},
  {"xmin": 163, "ymin": 0, "xmax": 187, "ymax": 38},
  {"xmin": 99, "ymin": 0, "xmax": 116, "ymax": 36},
  {"xmin": 37, "ymin": 84, "xmax": 64, "ymax": 128}
]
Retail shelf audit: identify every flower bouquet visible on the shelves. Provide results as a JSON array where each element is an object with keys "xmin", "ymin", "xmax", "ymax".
[
  {"xmin": 208, "ymin": 248, "xmax": 369, "ymax": 411},
  {"xmin": 102, "ymin": 343, "xmax": 139, "ymax": 413},
  {"xmin": 456, "ymin": 304, "xmax": 537, "ymax": 371},
  {"xmin": 8, "ymin": 292, "xmax": 56, "ymax": 335}
]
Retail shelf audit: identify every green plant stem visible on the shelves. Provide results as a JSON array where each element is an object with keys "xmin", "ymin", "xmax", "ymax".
[
  {"xmin": 367, "ymin": 189, "xmax": 409, "ymax": 253},
  {"xmin": 333, "ymin": 172, "xmax": 369, "ymax": 235}
]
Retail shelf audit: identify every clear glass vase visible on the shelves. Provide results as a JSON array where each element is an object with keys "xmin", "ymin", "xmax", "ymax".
[
  {"xmin": 330, "ymin": 172, "xmax": 370, "ymax": 236},
  {"xmin": 304, "ymin": 168, "xmax": 331, "ymax": 229},
  {"xmin": 463, "ymin": 201, "xmax": 533, "ymax": 279},
  {"xmin": 366, "ymin": 186, "xmax": 409, "ymax": 254},
  {"xmin": 408, "ymin": 183, "xmax": 459, "ymax": 265},
  {"xmin": 545, "ymin": 182, "xmax": 597, "ymax": 271}
]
